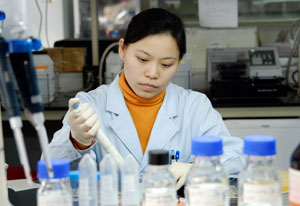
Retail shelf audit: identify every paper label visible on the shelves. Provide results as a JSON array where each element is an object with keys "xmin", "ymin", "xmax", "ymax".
[
  {"xmin": 122, "ymin": 175, "xmax": 140, "ymax": 205},
  {"xmin": 100, "ymin": 175, "xmax": 118, "ymax": 206},
  {"xmin": 79, "ymin": 178, "xmax": 92, "ymax": 203},
  {"xmin": 243, "ymin": 182, "xmax": 280, "ymax": 205},
  {"xmin": 289, "ymin": 168, "xmax": 300, "ymax": 206},
  {"xmin": 38, "ymin": 193, "xmax": 72, "ymax": 206},
  {"xmin": 144, "ymin": 188, "xmax": 176, "ymax": 206},
  {"xmin": 187, "ymin": 183, "xmax": 228, "ymax": 206}
]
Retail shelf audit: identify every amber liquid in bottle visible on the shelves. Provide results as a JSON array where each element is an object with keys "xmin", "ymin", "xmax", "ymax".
[{"xmin": 289, "ymin": 143, "xmax": 300, "ymax": 206}]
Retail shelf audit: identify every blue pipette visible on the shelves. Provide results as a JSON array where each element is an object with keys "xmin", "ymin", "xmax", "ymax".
[
  {"xmin": 0, "ymin": 37, "xmax": 32, "ymax": 184},
  {"xmin": 7, "ymin": 38, "xmax": 53, "ymax": 178}
]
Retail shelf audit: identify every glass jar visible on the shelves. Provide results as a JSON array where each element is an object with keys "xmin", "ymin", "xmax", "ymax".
[
  {"xmin": 238, "ymin": 135, "xmax": 282, "ymax": 206},
  {"xmin": 142, "ymin": 150, "xmax": 176, "ymax": 206},
  {"xmin": 37, "ymin": 158, "xmax": 72, "ymax": 206},
  {"xmin": 185, "ymin": 135, "xmax": 229, "ymax": 206}
]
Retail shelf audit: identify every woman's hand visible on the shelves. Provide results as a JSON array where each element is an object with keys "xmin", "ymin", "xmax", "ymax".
[
  {"xmin": 169, "ymin": 162, "xmax": 193, "ymax": 190},
  {"xmin": 67, "ymin": 98, "xmax": 99, "ymax": 146}
]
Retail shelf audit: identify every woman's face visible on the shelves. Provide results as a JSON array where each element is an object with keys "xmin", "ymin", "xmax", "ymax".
[{"xmin": 118, "ymin": 34, "xmax": 181, "ymax": 99}]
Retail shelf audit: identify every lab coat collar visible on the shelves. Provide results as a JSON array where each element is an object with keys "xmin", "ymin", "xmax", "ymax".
[{"xmin": 106, "ymin": 74, "xmax": 179, "ymax": 171}]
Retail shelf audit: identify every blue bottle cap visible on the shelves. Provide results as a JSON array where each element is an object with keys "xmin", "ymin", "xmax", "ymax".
[
  {"xmin": 243, "ymin": 135, "xmax": 276, "ymax": 156},
  {"xmin": 97, "ymin": 171, "xmax": 100, "ymax": 181},
  {"xmin": 0, "ymin": 11, "xmax": 5, "ymax": 21},
  {"xmin": 69, "ymin": 170, "xmax": 79, "ymax": 181},
  {"xmin": 70, "ymin": 170, "xmax": 100, "ymax": 181},
  {"xmin": 7, "ymin": 38, "xmax": 41, "ymax": 53},
  {"xmin": 38, "ymin": 158, "xmax": 70, "ymax": 179},
  {"xmin": 192, "ymin": 135, "xmax": 223, "ymax": 156}
]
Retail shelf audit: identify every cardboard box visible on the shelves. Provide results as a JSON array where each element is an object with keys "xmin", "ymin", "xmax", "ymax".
[{"xmin": 45, "ymin": 47, "xmax": 86, "ymax": 72}]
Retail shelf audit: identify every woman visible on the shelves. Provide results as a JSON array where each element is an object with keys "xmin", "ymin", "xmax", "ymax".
[{"xmin": 47, "ymin": 8, "xmax": 245, "ymax": 189}]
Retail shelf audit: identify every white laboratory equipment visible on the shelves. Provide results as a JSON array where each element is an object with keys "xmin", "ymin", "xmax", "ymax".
[
  {"xmin": 121, "ymin": 154, "xmax": 140, "ymax": 206},
  {"xmin": 238, "ymin": 135, "xmax": 282, "ymax": 206},
  {"xmin": 224, "ymin": 118, "xmax": 300, "ymax": 170},
  {"xmin": 104, "ymin": 50, "xmax": 123, "ymax": 84},
  {"xmin": 78, "ymin": 153, "xmax": 98, "ymax": 206},
  {"xmin": 37, "ymin": 159, "xmax": 73, "ymax": 206},
  {"xmin": 99, "ymin": 154, "xmax": 119, "ymax": 206},
  {"xmin": 33, "ymin": 53, "xmax": 56, "ymax": 104},
  {"xmin": 142, "ymin": 150, "xmax": 177, "ymax": 206},
  {"xmin": 185, "ymin": 135, "xmax": 229, "ymax": 206}
]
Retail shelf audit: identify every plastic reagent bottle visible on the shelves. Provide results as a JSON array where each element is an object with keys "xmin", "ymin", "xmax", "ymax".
[
  {"xmin": 238, "ymin": 135, "xmax": 282, "ymax": 206},
  {"xmin": 289, "ymin": 142, "xmax": 300, "ymax": 206},
  {"xmin": 142, "ymin": 150, "xmax": 177, "ymax": 206},
  {"xmin": 69, "ymin": 170, "xmax": 79, "ymax": 206},
  {"xmin": 37, "ymin": 158, "xmax": 72, "ymax": 206},
  {"xmin": 99, "ymin": 153, "xmax": 119, "ymax": 206},
  {"xmin": 185, "ymin": 135, "xmax": 229, "ymax": 206},
  {"xmin": 121, "ymin": 154, "xmax": 140, "ymax": 206},
  {"xmin": 79, "ymin": 153, "xmax": 98, "ymax": 206}
]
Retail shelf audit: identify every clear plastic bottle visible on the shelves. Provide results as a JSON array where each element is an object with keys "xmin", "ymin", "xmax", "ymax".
[
  {"xmin": 142, "ymin": 150, "xmax": 177, "ymax": 206},
  {"xmin": 79, "ymin": 153, "xmax": 98, "ymax": 206},
  {"xmin": 99, "ymin": 154, "xmax": 119, "ymax": 206},
  {"xmin": 121, "ymin": 154, "xmax": 140, "ymax": 206},
  {"xmin": 238, "ymin": 135, "xmax": 282, "ymax": 206},
  {"xmin": 37, "ymin": 158, "xmax": 72, "ymax": 206},
  {"xmin": 289, "ymin": 142, "xmax": 300, "ymax": 206},
  {"xmin": 185, "ymin": 135, "xmax": 229, "ymax": 206}
]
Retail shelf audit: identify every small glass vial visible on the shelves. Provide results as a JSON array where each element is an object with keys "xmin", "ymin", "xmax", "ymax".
[
  {"xmin": 142, "ymin": 150, "xmax": 176, "ymax": 206},
  {"xmin": 37, "ymin": 158, "xmax": 72, "ymax": 206},
  {"xmin": 185, "ymin": 135, "xmax": 229, "ymax": 206},
  {"xmin": 238, "ymin": 135, "xmax": 282, "ymax": 206}
]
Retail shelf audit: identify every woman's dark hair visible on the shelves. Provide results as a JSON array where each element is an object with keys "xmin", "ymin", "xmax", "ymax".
[{"xmin": 123, "ymin": 8, "xmax": 186, "ymax": 59}]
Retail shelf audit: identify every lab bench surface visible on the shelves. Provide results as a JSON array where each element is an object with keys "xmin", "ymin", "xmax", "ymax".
[
  {"xmin": 7, "ymin": 188, "xmax": 289, "ymax": 206},
  {"xmin": 1, "ymin": 90, "xmax": 300, "ymax": 120}
]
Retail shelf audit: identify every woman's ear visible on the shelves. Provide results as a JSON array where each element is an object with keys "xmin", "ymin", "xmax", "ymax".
[{"xmin": 118, "ymin": 38, "xmax": 126, "ymax": 61}]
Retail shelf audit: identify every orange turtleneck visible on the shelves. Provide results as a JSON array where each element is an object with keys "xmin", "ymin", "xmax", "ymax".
[{"xmin": 118, "ymin": 72, "xmax": 165, "ymax": 154}]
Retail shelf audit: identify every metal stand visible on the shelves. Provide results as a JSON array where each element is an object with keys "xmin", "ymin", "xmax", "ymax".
[
  {"xmin": 90, "ymin": 0, "xmax": 99, "ymax": 67},
  {"xmin": 0, "ymin": 105, "xmax": 13, "ymax": 205}
]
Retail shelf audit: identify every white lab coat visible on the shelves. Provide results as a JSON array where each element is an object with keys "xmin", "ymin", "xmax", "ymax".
[{"xmin": 47, "ymin": 74, "xmax": 245, "ymax": 178}]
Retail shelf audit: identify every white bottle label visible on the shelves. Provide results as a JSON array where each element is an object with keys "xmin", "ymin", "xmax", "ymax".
[
  {"xmin": 79, "ymin": 178, "xmax": 91, "ymax": 203},
  {"xmin": 100, "ymin": 175, "xmax": 118, "ymax": 206},
  {"xmin": 122, "ymin": 175, "xmax": 140, "ymax": 205},
  {"xmin": 289, "ymin": 168, "xmax": 300, "ymax": 204},
  {"xmin": 144, "ymin": 187, "xmax": 176, "ymax": 206},
  {"xmin": 38, "ymin": 192, "xmax": 72, "ymax": 206},
  {"xmin": 243, "ymin": 182, "xmax": 281, "ymax": 205},
  {"xmin": 187, "ymin": 183, "xmax": 228, "ymax": 206}
]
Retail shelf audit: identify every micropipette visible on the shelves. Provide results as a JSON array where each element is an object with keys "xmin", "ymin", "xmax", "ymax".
[
  {"xmin": 0, "ymin": 37, "xmax": 32, "ymax": 184},
  {"xmin": 73, "ymin": 102, "xmax": 124, "ymax": 169},
  {"xmin": 7, "ymin": 38, "xmax": 54, "ymax": 178}
]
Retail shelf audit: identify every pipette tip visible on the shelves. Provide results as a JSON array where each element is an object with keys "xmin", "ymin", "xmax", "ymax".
[
  {"xmin": 48, "ymin": 168, "xmax": 54, "ymax": 179},
  {"xmin": 25, "ymin": 173, "xmax": 33, "ymax": 185}
]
